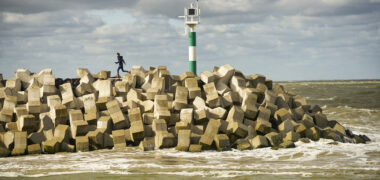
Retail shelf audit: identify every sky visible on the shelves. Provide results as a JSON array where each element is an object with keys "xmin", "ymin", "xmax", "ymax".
[{"xmin": 0, "ymin": 0, "xmax": 379, "ymax": 81}]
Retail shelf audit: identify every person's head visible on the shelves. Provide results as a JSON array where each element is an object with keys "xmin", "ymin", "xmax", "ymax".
[{"xmin": 116, "ymin": 52, "xmax": 120, "ymax": 56}]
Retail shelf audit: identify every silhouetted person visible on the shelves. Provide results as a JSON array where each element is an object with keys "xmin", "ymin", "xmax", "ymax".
[{"xmin": 115, "ymin": 52, "xmax": 127, "ymax": 77}]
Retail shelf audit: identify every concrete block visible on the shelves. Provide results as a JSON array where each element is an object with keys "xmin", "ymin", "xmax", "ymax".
[
  {"xmin": 176, "ymin": 130, "xmax": 191, "ymax": 151},
  {"xmin": 69, "ymin": 109, "xmax": 84, "ymax": 124},
  {"xmin": 141, "ymin": 100, "xmax": 154, "ymax": 113},
  {"xmin": 59, "ymin": 83, "xmax": 76, "ymax": 108},
  {"xmin": 274, "ymin": 108, "xmax": 291, "ymax": 123},
  {"xmin": 241, "ymin": 92, "xmax": 258, "ymax": 119},
  {"xmin": 173, "ymin": 86, "xmax": 188, "ymax": 111},
  {"xmin": 249, "ymin": 135, "xmax": 269, "ymax": 149},
  {"xmin": 180, "ymin": 108, "xmax": 193, "ymax": 124},
  {"xmin": 194, "ymin": 109, "xmax": 207, "ymax": 125},
  {"xmin": 179, "ymin": 72, "xmax": 195, "ymax": 82},
  {"xmin": 302, "ymin": 114, "xmax": 315, "ymax": 128},
  {"xmin": 216, "ymin": 64, "xmax": 234, "ymax": 85},
  {"xmin": 199, "ymin": 119, "xmax": 221, "ymax": 148},
  {"xmin": 207, "ymin": 107, "xmax": 227, "ymax": 120},
  {"xmin": 130, "ymin": 121, "xmax": 145, "ymax": 143},
  {"xmin": 293, "ymin": 95, "xmax": 307, "ymax": 107},
  {"xmin": 185, "ymin": 79, "xmax": 201, "ymax": 100},
  {"xmin": 154, "ymin": 95, "xmax": 171, "ymax": 122},
  {"xmin": 214, "ymin": 134, "xmax": 231, "ymax": 151},
  {"xmin": 278, "ymin": 119, "xmax": 295, "ymax": 133},
  {"xmin": 106, "ymin": 100, "xmax": 129, "ymax": 130},
  {"xmin": 87, "ymin": 130, "xmax": 104, "ymax": 150},
  {"xmin": 215, "ymin": 81, "xmax": 231, "ymax": 96},
  {"xmin": 27, "ymin": 144, "xmax": 41, "ymax": 154},
  {"xmin": 97, "ymin": 116, "xmax": 113, "ymax": 134},
  {"xmin": 0, "ymin": 96, "xmax": 17, "ymax": 123},
  {"xmin": 227, "ymin": 122, "xmax": 248, "ymax": 138},
  {"xmin": 27, "ymin": 131, "xmax": 46, "ymax": 144},
  {"xmin": 127, "ymin": 88, "xmax": 142, "ymax": 102},
  {"xmin": 235, "ymin": 139, "xmax": 252, "ymax": 151},
  {"xmin": 93, "ymin": 80, "xmax": 112, "ymax": 98},
  {"xmin": 139, "ymin": 137, "xmax": 155, "ymax": 151},
  {"xmin": 279, "ymin": 141, "xmax": 296, "ymax": 148},
  {"xmin": 112, "ymin": 129, "xmax": 126, "ymax": 150},
  {"xmin": 103, "ymin": 133, "xmax": 114, "ymax": 148},
  {"xmin": 75, "ymin": 136, "xmax": 89, "ymax": 152},
  {"xmin": 264, "ymin": 90, "xmax": 277, "ymax": 105},
  {"xmin": 283, "ymin": 131, "xmax": 300, "ymax": 143},
  {"xmin": 71, "ymin": 120, "xmax": 88, "ymax": 139},
  {"xmin": 314, "ymin": 112, "xmax": 329, "ymax": 128},
  {"xmin": 114, "ymin": 81, "xmax": 130, "ymax": 96},
  {"xmin": 188, "ymin": 144, "xmax": 202, "ymax": 152},
  {"xmin": 16, "ymin": 91, "xmax": 28, "ymax": 104},
  {"xmin": 221, "ymin": 92, "xmax": 233, "ymax": 108},
  {"xmin": 47, "ymin": 95, "xmax": 61, "ymax": 108},
  {"xmin": 5, "ymin": 122, "xmax": 18, "ymax": 131},
  {"xmin": 203, "ymin": 82, "xmax": 221, "ymax": 108},
  {"xmin": 255, "ymin": 119, "xmax": 272, "ymax": 135},
  {"xmin": 256, "ymin": 106, "xmax": 271, "ymax": 122},
  {"xmin": 18, "ymin": 114, "xmax": 38, "ymax": 134},
  {"xmin": 128, "ymin": 107, "xmax": 143, "ymax": 123},
  {"xmin": 155, "ymin": 131, "xmax": 176, "ymax": 149},
  {"xmin": 200, "ymin": 71, "xmax": 215, "ymax": 84},
  {"xmin": 193, "ymin": 96, "xmax": 206, "ymax": 110},
  {"xmin": 50, "ymin": 104, "xmax": 68, "ymax": 126},
  {"xmin": 2, "ymin": 131, "xmax": 14, "ymax": 150},
  {"xmin": 226, "ymin": 106, "xmax": 244, "ymax": 124},
  {"xmin": 305, "ymin": 127, "xmax": 320, "ymax": 141},
  {"xmin": 143, "ymin": 113, "xmax": 154, "ymax": 125},
  {"xmin": 295, "ymin": 123, "xmax": 307, "ymax": 137},
  {"xmin": 143, "ymin": 125, "xmax": 155, "ymax": 137},
  {"xmin": 6, "ymin": 78, "xmax": 21, "ymax": 93},
  {"xmin": 27, "ymin": 87, "xmax": 41, "ymax": 114},
  {"xmin": 42, "ymin": 137, "xmax": 60, "ymax": 154},
  {"xmin": 12, "ymin": 131, "xmax": 27, "ymax": 156},
  {"xmin": 333, "ymin": 123, "xmax": 346, "ymax": 136},
  {"xmin": 265, "ymin": 132, "xmax": 282, "ymax": 147},
  {"xmin": 175, "ymin": 121, "xmax": 190, "ymax": 135},
  {"xmin": 54, "ymin": 124, "xmax": 72, "ymax": 143}
]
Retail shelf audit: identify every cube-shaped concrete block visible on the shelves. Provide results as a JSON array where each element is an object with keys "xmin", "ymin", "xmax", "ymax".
[
  {"xmin": 199, "ymin": 119, "xmax": 221, "ymax": 148},
  {"xmin": 42, "ymin": 137, "xmax": 60, "ymax": 154},
  {"xmin": 106, "ymin": 100, "xmax": 129, "ymax": 130},
  {"xmin": 87, "ymin": 130, "xmax": 104, "ymax": 150},
  {"xmin": 130, "ymin": 121, "xmax": 145, "ymax": 143},
  {"xmin": 112, "ymin": 130, "xmax": 126, "ymax": 150},
  {"xmin": 278, "ymin": 119, "xmax": 295, "ymax": 133},
  {"xmin": 54, "ymin": 124, "xmax": 72, "ymax": 143},
  {"xmin": 27, "ymin": 144, "xmax": 41, "ymax": 154},
  {"xmin": 139, "ymin": 137, "xmax": 155, "ymax": 151},
  {"xmin": 152, "ymin": 119, "xmax": 167, "ymax": 133},
  {"xmin": 189, "ymin": 144, "xmax": 202, "ymax": 152},
  {"xmin": 314, "ymin": 112, "xmax": 329, "ymax": 129},
  {"xmin": 265, "ymin": 132, "xmax": 282, "ymax": 147},
  {"xmin": 283, "ymin": 131, "xmax": 300, "ymax": 142},
  {"xmin": 200, "ymin": 71, "xmax": 215, "ymax": 84},
  {"xmin": 226, "ymin": 106, "xmax": 244, "ymax": 124},
  {"xmin": 214, "ymin": 134, "xmax": 231, "ymax": 151},
  {"xmin": 75, "ymin": 136, "xmax": 89, "ymax": 152},
  {"xmin": 155, "ymin": 131, "xmax": 176, "ymax": 149},
  {"xmin": 18, "ymin": 114, "xmax": 38, "ymax": 134},
  {"xmin": 249, "ymin": 135, "xmax": 269, "ymax": 149},
  {"xmin": 176, "ymin": 130, "xmax": 191, "ymax": 151},
  {"xmin": 71, "ymin": 120, "xmax": 88, "ymax": 138},
  {"xmin": 255, "ymin": 119, "xmax": 272, "ymax": 135},
  {"xmin": 241, "ymin": 92, "xmax": 258, "ymax": 119}
]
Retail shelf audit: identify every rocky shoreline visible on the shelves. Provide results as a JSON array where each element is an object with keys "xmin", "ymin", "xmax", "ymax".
[{"xmin": 0, "ymin": 64, "xmax": 370, "ymax": 156}]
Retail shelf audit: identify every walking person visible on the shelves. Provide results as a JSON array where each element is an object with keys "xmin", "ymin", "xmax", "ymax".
[{"xmin": 115, "ymin": 52, "xmax": 128, "ymax": 77}]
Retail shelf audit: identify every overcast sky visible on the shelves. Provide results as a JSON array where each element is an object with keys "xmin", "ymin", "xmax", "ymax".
[{"xmin": 0, "ymin": 0, "xmax": 379, "ymax": 81}]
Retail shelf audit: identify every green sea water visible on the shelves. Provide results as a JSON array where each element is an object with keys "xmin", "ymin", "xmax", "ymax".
[{"xmin": 1, "ymin": 80, "xmax": 379, "ymax": 180}]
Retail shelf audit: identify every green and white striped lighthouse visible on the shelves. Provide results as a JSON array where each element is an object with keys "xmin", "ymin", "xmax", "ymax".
[{"xmin": 179, "ymin": 1, "xmax": 200, "ymax": 75}]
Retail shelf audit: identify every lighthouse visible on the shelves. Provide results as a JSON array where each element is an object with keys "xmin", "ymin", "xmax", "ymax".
[{"xmin": 179, "ymin": 0, "xmax": 200, "ymax": 75}]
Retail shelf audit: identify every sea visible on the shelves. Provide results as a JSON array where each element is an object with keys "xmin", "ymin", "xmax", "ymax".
[{"xmin": 0, "ymin": 80, "xmax": 379, "ymax": 180}]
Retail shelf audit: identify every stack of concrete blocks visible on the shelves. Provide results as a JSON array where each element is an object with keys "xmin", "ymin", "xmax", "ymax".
[{"xmin": 0, "ymin": 64, "xmax": 371, "ymax": 157}]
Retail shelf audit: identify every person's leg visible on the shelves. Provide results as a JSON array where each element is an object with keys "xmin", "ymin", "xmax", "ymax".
[
  {"xmin": 120, "ymin": 66, "xmax": 128, "ymax": 72},
  {"xmin": 117, "ymin": 67, "xmax": 121, "ymax": 77}
]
